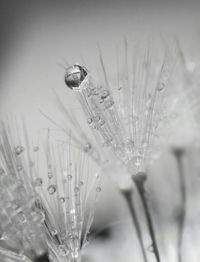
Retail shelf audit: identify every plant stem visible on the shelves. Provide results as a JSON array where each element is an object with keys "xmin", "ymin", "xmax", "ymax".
[
  {"xmin": 34, "ymin": 253, "xmax": 51, "ymax": 262},
  {"xmin": 133, "ymin": 173, "xmax": 161, "ymax": 262},
  {"xmin": 121, "ymin": 188, "xmax": 148, "ymax": 262},
  {"xmin": 173, "ymin": 148, "xmax": 186, "ymax": 262}
]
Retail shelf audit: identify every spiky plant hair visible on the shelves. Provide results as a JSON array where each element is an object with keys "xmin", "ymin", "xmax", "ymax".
[{"xmin": 0, "ymin": 120, "xmax": 101, "ymax": 262}]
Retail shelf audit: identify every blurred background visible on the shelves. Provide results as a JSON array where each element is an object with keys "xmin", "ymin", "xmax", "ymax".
[{"xmin": 1, "ymin": 1, "xmax": 200, "ymax": 262}]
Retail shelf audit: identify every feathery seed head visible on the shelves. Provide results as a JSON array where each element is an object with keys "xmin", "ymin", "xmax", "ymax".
[
  {"xmin": 63, "ymin": 41, "xmax": 177, "ymax": 177},
  {"xmin": 0, "ymin": 121, "xmax": 101, "ymax": 262}
]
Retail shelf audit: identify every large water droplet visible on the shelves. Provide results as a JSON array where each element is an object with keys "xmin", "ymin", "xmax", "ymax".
[{"xmin": 64, "ymin": 64, "xmax": 88, "ymax": 91}]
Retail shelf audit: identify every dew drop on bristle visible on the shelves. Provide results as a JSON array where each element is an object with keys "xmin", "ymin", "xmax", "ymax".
[
  {"xmin": 157, "ymin": 82, "xmax": 165, "ymax": 92},
  {"xmin": 15, "ymin": 146, "xmax": 24, "ymax": 155},
  {"xmin": 83, "ymin": 142, "xmax": 92, "ymax": 153},
  {"xmin": 87, "ymin": 118, "xmax": 93, "ymax": 125},
  {"xmin": 58, "ymin": 245, "xmax": 69, "ymax": 257},
  {"xmin": 79, "ymin": 181, "xmax": 84, "ymax": 186},
  {"xmin": 148, "ymin": 244, "xmax": 154, "ymax": 253},
  {"xmin": 34, "ymin": 178, "xmax": 43, "ymax": 187},
  {"xmin": 48, "ymin": 185, "xmax": 56, "ymax": 195},
  {"xmin": 96, "ymin": 186, "xmax": 102, "ymax": 192},
  {"xmin": 74, "ymin": 186, "xmax": 80, "ymax": 193},
  {"xmin": 59, "ymin": 197, "xmax": 65, "ymax": 203},
  {"xmin": 17, "ymin": 165, "xmax": 23, "ymax": 172},
  {"xmin": 100, "ymin": 90, "xmax": 110, "ymax": 100},
  {"xmin": 48, "ymin": 171, "xmax": 53, "ymax": 179},
  {"xmin": 33, "ymin": 146, "xmax": 39, "ymax": 152},
  {"xmin": 50, "ymin": 227, "xmax": 57, "ymax": 236},
  {"xmin": 67, "ymin": 174, "xmax": 72, "ymax": 181},
  {"xmin": 34, "ymin": 210, "xmax": 45, "ymax": 223},
  {"xmin": 65, "ymin": 64, "xmax": 88, "ymax": 91}
]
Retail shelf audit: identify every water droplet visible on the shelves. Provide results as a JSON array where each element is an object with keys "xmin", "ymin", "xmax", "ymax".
[
  {"xmin": 65, "ymin": 64, "xmax": 88, "ymax": 91},
  {"xmin": 50, "ymin": 227, "xmax": 57, "ymax": 236},
  {"xmin": 99, "ymin": 119, "xmax": 105, "ymax": 126},
  {"xmin": 79, "ymin": 181, "xmax": 84, "ymax": 186},
  {"xmin": 48, "ymin": 171, "xmax": 53, "ymax": 179},
  {"xmin": 48, "ymin": 185, "xmax": 56, "ymax": 195},
  {"xmin": 96, "ymin": 186, "xmax": 101, "ymax": 192},
  {"xmin": 15, "ymin": 146, "xmax": 24, "ymax": 156},
  {"xmin": 157, "ymin": 82, "xmax": 165, "ymax": 92},
  {"xmin": 34, "ymin": 210, "xmax": 45, "ymax": 223},
  {"xmin": 83, "ymin": 142, "xmax": 92, "ymax": 153},
  {"xmin": 67, "ymin": 174, "xmax": 72, "ymax": 180},
  {"xmin": 34, "ymin": 178, "xmax": 43, "ymax": 187},
  {"xmin": 74, "ymin": 186, "xmax": 80, "ymax": 193},
  {"xmin": 17, "ymin": 165, "xmax": 23, "ymax": 172},
  {"xmin": 95, "ymin": 173, "xmax": 100, "ymax": 179},
  {"xmin": 60, "ymin": 197, "xmax": 65, "ymax": 203},
  {"xmin": 147, "ymin": 244, "xmax": 154, "ymax": 253},
  {"xmin": 87, "ymin": 118, "xmax": 93, "ymax": 125},
  {"xmin": 58, "ymin": 245, "xmax": 69, "ymax": 257},
  {"xmin": 17, "ymin": 212, "xmax": 27, "ymax": 223},
  {"xmin": 104, "ymin": 100, "xmax": 114, "ymax": 109},
  {"xmin": 60, "ymin": 232, "xmax": 67, "ymax": 240},
  {"xmin": 33, "ymin": 146, "xmax": 39, "ymax": 152},
  {"xmin": 12, "ymin": 201, "xmax": 20, "ymax": 210},
  {"xmin": 100, "ymin": 90, "xmax": 110, "ymax": 100},
  {"xmin": 30, "ymin": 161, "xmax": 35, "ymax": 167}
]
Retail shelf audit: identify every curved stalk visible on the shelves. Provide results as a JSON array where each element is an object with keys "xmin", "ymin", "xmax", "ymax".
[
  {"xmin": 133, "ymin": 173, "xmax": 161, "ymax": 262},
  {"xmin": 121, "ymin": 188, "xmax": 148, "ymax": 262},
  {"xmin": 173, "ymin": 148, "xmax": 186, "ymax": 262},
  {"xmin": 34, "ymin": 253, "xmax": 51, "ymax": 262}
]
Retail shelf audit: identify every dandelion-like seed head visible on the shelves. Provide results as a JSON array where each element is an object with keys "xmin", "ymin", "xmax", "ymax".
[
  {"xmin": 0, "ymin": 121, "xmax": 101, "ymax": 262},
  {"xmin": 63, "ymin": 40, "xmax": 177, "ymax": 179}
]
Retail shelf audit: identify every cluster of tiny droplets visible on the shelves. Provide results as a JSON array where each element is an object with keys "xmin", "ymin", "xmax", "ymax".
[
  {"xmin": 0, "ymin": 170, "xmax": 46, "ymax": 260},
  {"xmin": 0, "ymin": 122, "xmax": 101, "ymax": 262},
  {"xmin": 0, "ymin": 123, "xmax": 48, "ymax": 260},
  {"xmin": 64, "ymin": 45, "xmax": 176, "ymax": 175},
  {"xmin": 34, "ymin": 133, "xmax": 101, "ymax": 262}
]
